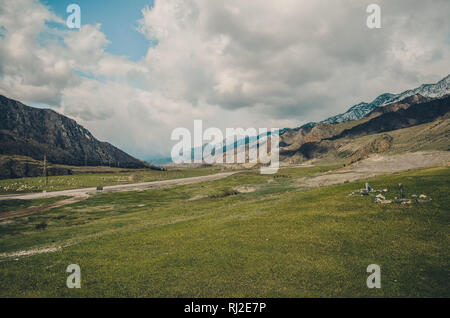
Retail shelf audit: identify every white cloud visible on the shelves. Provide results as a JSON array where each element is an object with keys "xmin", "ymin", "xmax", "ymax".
[{"xmin": 0, "ymin": 0, "xmax": 449, "ymax": 159}]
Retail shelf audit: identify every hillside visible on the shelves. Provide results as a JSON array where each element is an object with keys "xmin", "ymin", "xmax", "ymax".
[
  {"xmin": 0, "ymin": 95, "xmax": 156, "ymax": 174},
  {"xmin": 279, "ymin": 95, "xmax": 450, "ymax": 164},
  {"xmin": 321, "ymin": 74, "xmax": 450, "ymax": 124},
  {"xmin": 330, "ymin": 94, "xmax": 450, "ymax": 139}
]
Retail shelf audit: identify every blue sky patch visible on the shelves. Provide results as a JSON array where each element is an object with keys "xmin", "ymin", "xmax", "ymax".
[{"xmin": 42, "ymin": 0, "xmax": 154, "ymax": 61}]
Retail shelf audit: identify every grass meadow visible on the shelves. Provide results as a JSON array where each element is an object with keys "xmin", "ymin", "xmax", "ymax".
[
  {"xmin": 0, "ymin": 165, "xmax": 225, "ymax": 194},
  {"xmin": 0, "ymin": 165, "xmax": 448, "ymax": 297}
]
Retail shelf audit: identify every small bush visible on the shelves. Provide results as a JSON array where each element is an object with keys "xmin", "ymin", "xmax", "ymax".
[
  {"xmin": 210, "ymin": 189, "xmax": 239, "ymax": 199},
  {"xmin": 35, "ymin": 221, "xmax": 48, "ymax": 230}
]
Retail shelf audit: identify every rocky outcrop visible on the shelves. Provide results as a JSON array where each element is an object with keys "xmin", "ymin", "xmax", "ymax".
[{"xmin": 347, "ymin": 134, "xmax": 393, "ymax": 164}]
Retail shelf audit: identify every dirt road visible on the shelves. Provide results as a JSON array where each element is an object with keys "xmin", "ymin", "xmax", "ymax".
[
  {"xmin": 0, "ymin": 195, "xmax": 89, "ymax": 220},
  {"xmin": 0, "ymin": 171, "xmax": 240, "ymax": 201}
]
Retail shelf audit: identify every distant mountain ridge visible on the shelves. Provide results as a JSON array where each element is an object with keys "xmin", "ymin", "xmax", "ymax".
[
  {"xmin": 0, "ymin": 95, "xmax": 157, "ymax": 169},
  {"xmin": 279, "ymin": 94, "xmax": 450, "ymax": 164},
  {"xmin": 321, "ymin": 74, "xmax": 450, "ymax": 124},
  {"xmin": 327, "ymin": 94, "xmax": 450, "ymax": 140},
  {"xmin": 208, "ymin": 74, "xmax": 450, "ymax": 166}
]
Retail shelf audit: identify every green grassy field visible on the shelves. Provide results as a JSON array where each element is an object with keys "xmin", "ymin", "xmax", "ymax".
[
  {"xmin": 0, "ymin": 197, "xmax": 67, "ymax": 214},
  {"xmin": 0, "ymin": 165, "xmax": 226, "ymax": 194},
  {"xmin": 0, "ymin": 165, "xmax": 448, "ymax": 297}
]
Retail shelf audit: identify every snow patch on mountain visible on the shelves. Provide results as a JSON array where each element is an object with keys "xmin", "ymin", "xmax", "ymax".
[{"xmin": 322, "ymin": 74, "xmax": 450, "ymax": 124}]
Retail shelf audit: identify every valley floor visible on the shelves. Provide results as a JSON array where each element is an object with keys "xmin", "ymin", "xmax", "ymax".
[{"xmin": 0, "ymin": 153, "xmax": 449, "ymax": 297}]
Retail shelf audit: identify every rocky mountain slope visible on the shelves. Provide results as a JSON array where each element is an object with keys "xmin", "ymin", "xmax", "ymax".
[
  {"xmin": 0, "ymin": 95, "xmax": 156, "ymax": 170},
  {"xmin": 279, "ymin": 94, "xmax": 450, "ymax": 164},
  {"xmin": 321, "ymin": 74, "xmax": 450, "ymax": 124},
  {"xmin": 328, "ymin": 95, "xmax": 449, "ymax": 139}
]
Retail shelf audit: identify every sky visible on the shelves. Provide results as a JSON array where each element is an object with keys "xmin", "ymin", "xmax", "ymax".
[
  {"xmin": 41, "ymin": 0, "xmax": 154, "ymax": 61},
  {"xmin": 0, "ymin": 0, "xmax": 449, "ymax": 161}
]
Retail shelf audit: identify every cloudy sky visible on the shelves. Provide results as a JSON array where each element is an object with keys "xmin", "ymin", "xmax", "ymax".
[{"xmin": 0, "ymin": 0, "xmax": 449, "ymax": 160}]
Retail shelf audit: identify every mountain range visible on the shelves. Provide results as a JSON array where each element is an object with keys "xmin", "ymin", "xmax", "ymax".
[
  {"xmin": 279, "ymin": 93, "xmax": 449, "ymax": 165},
  {"xmin": 320, "ymin": 74, "xmax": 450, "ymax": 124},
  {"xmin": 0, "ymin": 74, "xmax": 449, "ymax": 178},
  {"xmin": 200, "ymin": 75, "xmax": 450, "ymax": 166}
]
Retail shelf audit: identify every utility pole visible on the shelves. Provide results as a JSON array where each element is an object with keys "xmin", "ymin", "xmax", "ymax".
[
  {"xmin": 399, "ymin": 183, "xmax": 404, "ymax": 198},
  {"xmin": 43, "ymin": 154, "xmax": 48, "ymax": 187}
]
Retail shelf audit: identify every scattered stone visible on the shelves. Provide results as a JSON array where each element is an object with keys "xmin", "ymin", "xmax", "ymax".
[
  {"xmin": 395, "ymin": 198, "xmax": 412, "ymax": 204},
  {"xmin": 375, "ymin": 196, "xmax": 391, "ymax": 204},
  {"xmin": 348, "ymin": 184, "xmax": 429, "ymax": 205}
]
